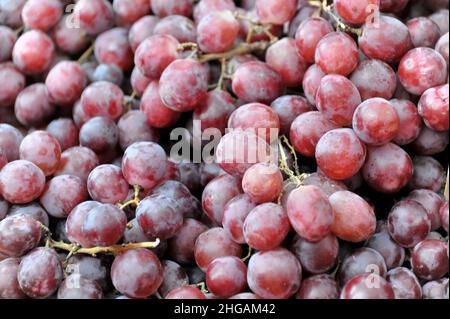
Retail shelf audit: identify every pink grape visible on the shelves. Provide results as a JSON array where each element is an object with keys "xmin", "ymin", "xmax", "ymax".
[{"xmin": 197, "ymin": 10, "xmax": 239, "ymax": 54}]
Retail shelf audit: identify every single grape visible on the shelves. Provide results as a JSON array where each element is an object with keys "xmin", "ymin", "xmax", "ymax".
[
  {"xmin": 92, "ymin": 63, "xmax": 124, "ymax": 86},
  {"xmin": 335, "ymin": 0, "xmax": 380, "ymax": 25},
  {"xmin": 0, "ymin": 0, "xmax": 27, "ymax": 28},
  {"xmin": 79, "ymin": 117, "xmax": 119, "ymax": 154},
  {"xmin": 256, "ymin": 0, "xmax": 297, "ymax": 25},
  {"xmin": 365, "ymin": 225, "xmax": 405, "ymax": 270},
  {"xmin": 408, "ymin": 156, "xmax": 445, "ymax": 192},
  {"xmin": 151, "ymin": 0, "xmax": 193, "ymax": 18},
  {"xmin": 128, "ymin": 16, "xmax": 160, "ymax": 52},
  {"xmin": 440, "ymin": 202, "xmax": 449, "ymax": 233},
  {"xmin": 118, "ymin": 110, "xmax": 159, "ymax": 151},
  {"xmin": 316, "ymin": 128, "xmax": 367, "ymax": 180},
  {"xmin": 55, "ymin": 146, "xmax": 99, "ymax": 182},
  {"xmin": 418, "ymin": 84, "xmax": 449, "ymax": 132},
  {"xmin": 435, "ymin": 32, "xmax": 449, "ymax": 66},
  {"xmin": 407, "ymin": 17, "xmax": 441, "ymax": 48},
  {"xmin": 408, "ymin": 189, "xmax": 444, "ymax": 231},
  {"xmin": 271, "ymin": 96, "xmax": 312, "ymax": 135},
  {"xmin": 158, "ymin": 260, "xmax": 189, "ymax": 298},
  {"xmin": 206, "ymin": 256, "xmax": 247, "ymax": 298},
  {"xmin": 411, "ymin": 126, "xmax": 449, "ymax": 155},
  {"xmin": 73, "ymin": 0, "xmax": 114, "ymax": 36},
  {"xmin": 379, "ymin": 0, "xmax": 410, "ymax": 12},
  {"xmin": 0, "ymin": 26, "xmax": 16, "ymax": 62},
  {"xmin": 242, "ymin": 163, "xmax": 283, "ymax": 204},
  {"xmin": 340, "ymin": 274, "xmax": 395, "ymax": 299},
  {"xmin": 422, "ymin": 278, "xmax": 449, "ymax": 299},
  {"xmin": 51, "ymin": 14, "xmax": 90, "ymax": 55},
  {"xmin": 80, "ymin": 81, "xmax": 124, "ymax": 121},
  {"xmin": 197, "ymin": 10, "xmax": 239, "ymax": 54},
  {"xmin": 166, "ymin": 286, "xmax": 206, "ymax": 299},
  {"xmin": 87, "ymin": 165, "xmax": 129, "ymax": 204},
  {"xmin": 338, "ymin": 248, "xmax": 387, "ymax": 286},
  {"xmin": 130, "ymin": 67, "xmax": 151, "ymax": 97},
  {"xmin": 296, "ymin": 275, "xmax": 339, "ymax": 299},
  {"xmin": 386, "ymin": 267, "xmax": 422, "ymax": 299},
  {"xmin": 194, "ymin": 0, "xmax": 236, "ymax": 23},
  {"xmin": 390, "ymin": 99, "xmax": 422, "ymax": 146},
  {"xmin": 111, "ymin": 249, "xmax": 163, "ymax": 299},
  {"xmin": 0, "ymin": 258, "xmax": 27, "ymax": 299},
  {"xmin": 21, "ymin": 0, "xmax": 62, "ymax": 32},
  {"xmin": 295, "ymin": 17, "xmax": 334, "ymax": 64},
  {"xmin": 0, "ymin": 63, "xmax": 25, "ymax": 108},
  {"xmin": 329, "ymin": 191, "xmax": 377, "ymax": 242},
  {"xmin": 112, "ymin": 0, "xmax": 150, "ymax": 27},
  {"xmin": 66, "ymin": 201, "xmax": 100, "ymax": 247},
  {"xmin": 247, "ymin": 248, "xmax": 302, "ymax": 299},
  {"xmin": 287, "ymin": 185, "xmax": 334, "ymax": 242},
  {"xmin": 411, "ymin": 239, "xmax": 449, "ymax": 281},
  {"xmin": 0, "ymin": 215, "xmax": 41, "ymax": 258},
  {"xmin": 229, "ymin": 293, "xmax": 261, "ymax": 299},
  {"xmin": 57, "ymin": 274, "xmax": 103, "ymax": 299},
  {"xmin": 154, "ymin": 15, "xmax": 197, "ymax": 43}
]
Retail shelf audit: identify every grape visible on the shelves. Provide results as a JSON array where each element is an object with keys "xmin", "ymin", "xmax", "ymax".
[
  {"xmin": 152, "ymin": 180, "xmax": 201, "ymax": 219},
  {"xmin": 390, "ymin": 99, "xmax": 422, "ymax": 146},
  {"xmin": 242, "ymin": 163, "xmax": 283, "ymax": 204},
  {"xmin": 408, "ymin": 189, "xmax": 444, "ymax": 231},
  {"xmin": 243, "ymin": 203, "xmax": 289, "ymax": 251},
  {"xmin": 329, "ymin": 191, "xmax": 376, "ymax": 242},
  {"xmin": 237, "ymin": 9, "xmax": 283, "ymax": 43},
  {"xmin": 151, "ymin": 0, "xmax": 193, "ymax": 18},
  {"xmin": 386, "ymin": 267, "xmax": 422, "ymax": 299},
  {"xmin": 177, "ymin": 163, "xmax": 202, "ymax": 194},
  {"xmin": 0, "ymin": 0, "xmax": 27, "ymax": 28},
  {"xmin": 362, "ymin": 143, "xmax": 413, "ymax": 193},
  {"xmin": 40, "ymin": 175, "xmax": 88, "ymax": 219},
  {"xmin": 380, "ymin": 0, "xmax": 410, "ymax": 12},
  {"xmin": 0, "ymin": 215, "xmax": 41, "ymax": 258},
  {"xmin": 158, "ymin": 260, "xmax": 189, "ymax": 298},
  {"xmin": 353, "ymin": 98, "xmax": 400, "ymax": 146},
  {"xmin": 418, "ymin": 84, "xmax": 449, "ymax": 132},
  {"xmin": 399, "ymin": 47, "xmax": 448, "ymax": 96},
  {"xmin": 8, "ymin": 203, "xmax": 49, "ymax": 229},
  {"xmin": 206, "ymin": 256, "xmax": 247, "ymax": 298},
  {"xmin": 80, "ymin": 117, "xmax": 119, "ymax": 154},
  {"xmin": 15, "ymin": 83, "xmax": 56, "ymax": 127},
  {"xmin": 168, "ymin": 218, "xmax": 208, "ymax": 265},
  {"xmin": 111, "ymin": 249, "xmax": 163, "ymax": 299},
  {"xmin": 229, "ymin": 292, "xmax": 261, "ymax": 299},
  {"xmin": 166, "ymin": 286, "xmax": 206, "ymax": 299},
  {"xmin": 435, "ymin": 32, "xmax": 449, "ymax": 66},
  {"xmin": 302, "ymin": 64, "xmax": 327, "ymax": 106},
  {"xmin": 407, "ymin": 17, "xmax": 441, "ymax": 49},
  {"xmin": 18, "ymin": 247, "xmax": 64, "ymax": 299},
  {"xmin": 123, "ymin": 218, "xmax": 150, "ymax": 244},
  {"xmin": 316, "ymin": 129, "xmax": 366, "ymax": 180},
  {"xmin": 0, "ymin": 26, "xmax": 16, "ymax": 62},
  {"xmin": 411, "ymin": 239, "xmax": 449, "ymax": 281},
  {"xmin": 0, "ymin": 63, "xmax": 25, "ymax": 108},
  {"xmin": 12, "ymin": 30, "xmax": 54, "ymax": 75},
  {"xmin": 154, "ymin": 15, "xmax": 197, "ymax": 43},
  {"xmin": 55, "ymin": 146, "xmax": 99, "ymax": 182},
  {"xmin": 340, "ymin": 274, "xmax": 395, "ymax": 299},
  {"xmin": 412, "ymin": 126, "xmax": 449, "ymax": 155},
  {"xmin": 232, "ymin": 61, "xmax": 284, "ymax": 105},
  {"xmin": 87, "ymin": 165, "xmax": 129, "ymax": 205},
  {"xmin": 0, "ymin": 198, "xmax": 8, "ymax": 221},
  {"xmin": 315, "ymin": 32, "xmax": 359, "ymax": 76},
  {"xmin": 118, "ymin": 110, "xmax": 159, "ymax": 151},
  {"xmin": 94, "ymin": 28, "xmax": 133, "ymax": 72},
  {"xmin": 128, "ymin": 16, "xmax": 160, "ymax": 52},
  {"xmin": 194, "ymin": 0, "xmax": 236, "ymax": 23},
  {"xmin": 21, "ymin": 0, "xmax": 62, "ymax": 32},
  {"xmin": 338, "ymin": 248, "xmax": 387, "ymax": 286},
  {"xmin": 408, "ymin": 156, "xmax": 445, "ymax": 192},
  {"xmin": 271, "ymin": 96, "xmax": 312, "ymax": 135},
  {"xmin": 287, "ymin": 185, "xmax": 334, "ymax": 242},
  {"xmin": 295, "ymin": 17, "xmax": 334, "ymax": 64},
  {"xmin": 440, "ymin": 202, "xmax": 449, "ymax": 233},
  {"xmin": 222, "ymin": 194, "xmax": 257, "ymax": 245},
  {"xmin": 197, "ymin": 10, "xmax": 239, "ymax": 54},
  {"xmin": 51, "ymin": 14, "xmax": 90, "ymax": 55},
  {"xmin": 81, "ymin": 203, "xmax": 127, "ymax": 247},
  {"xmin": 316, "ymin": 75, "xmax": 362, "ymax": 126},
  {"xmin": 202, "ymin": 174, "xmax": 241, "ymax": 224},
  {"xmin": 130, "ymin": 67, "xmax": 151, "ymax": 97},
  {"xmin": 159, "ymin": 59, "xmax": 209, "ymax": 112},
  {"xmin": 266, "ymin": 38, "xmax": 308, "ymax": 87},
  {"xmin": 350, "ymin": 59, "xmax": 397, "ymax": 101},
  {"xmin": 228, "ymin": 103, "xmax": 280, "ymax": 143},
  {"xmin": 256, "ymin": 0, "xmax": 297, "ymax": 25},
  {"xmin": 92, "ymin": 63, "xmax": 123, "ymax": 86},
  {"xmin": 66, "ymin": 201, "xmax": 100, "ymax": 247},
  {"xmin": 19, "ymin": 131, "xmax": 61, "ymax": 176},
  {"xmin": 0, "ymin": 258, "xmax": 27, "ymax": 299},
  {"xmin": 57, "ymin": 274, "xmax": 103, "ymax": 299},
  {"xmin": 335, "ymin": 0, "xmax": 380, "ymax": 25},
  {"xmin": 0, "ymin": 160, "xmax": 45, "ymax": 204},
  {"xmin": 422, "ymin": 278, "xmax": 449, "ymax": 299},
  {"xmin": 296, "ymin": 275, "xmax": 339, "ymax": 299},
  {"xmin": 113, "ymin": 0, "xmax": 150, "ymax": 27},
  {"xmin": 365, "ymin": 224, "xmax": 405, "ymax": 270},
  {"xmin": 429, "ymin": 9, "xmax": 449, "ymax": 35},
  {"xmin": 80, "ymin": 81, "xmax": 124, "ymax": 121},
  {"xmin": 73, "ymin": 0, "xmax": 114, "ymax": 36},
  {"xmin": 359, "ymin": 15, "xmax": 412, "ymax": 63},
  {"xmin": 247, "ymin": 248, "xmax": 302, "ymax": 299},
  {"xmin": 291, "ymin": 234, "xmax": 339, "ymax": 275}
]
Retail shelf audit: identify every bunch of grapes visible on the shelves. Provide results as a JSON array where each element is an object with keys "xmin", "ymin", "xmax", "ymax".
[{"xmin": 0, "ymin": 0, "xmax": 449, "ymax": 300}]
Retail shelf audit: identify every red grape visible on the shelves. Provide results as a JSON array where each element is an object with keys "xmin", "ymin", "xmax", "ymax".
[
  {"xmin": 0, "ymin": 0, "xmax": 27, "ymax": 28},
  {"xmin": 15, "ymin": 83, "xmax": 56, "ymax": 127},
  {"xmin": 390, "ymin": 99, "xmax": 422, "ymax": 145},
  {"xmin": 232, "ymin": 61, "xmax": 284, "ymax": 105},
  {"xmin": 8, "ymin": 203, "xmax": 49, "ymax": 227},
  {"xmin": 0, "ymin": 26, "xmax": 16, "ymax": 62},
  {"xmin": 159, "ymin": 59, "xmax": 209, "ymax": 112},
  {"xmin": 256, "ymin": 0, "xmax": 297, "ymax": 25},
  {"xmin": 0, "ymin": 215, "xmax": 41, "ymax": 258},
  {"xmin": 359, "ymin": 15, "xmax": 412, "ymax": 63},
  {"xmin": 296, "ymin": 275, "xmax": 339, "ymax": 299},
  {"xmin": 440, "ymin": 202, "xmax": 449, "ymax": 233},
  {"xmin": 412, "ymin": 126, "xmax": 449, "ymax": 155},
  {"xmin": 350, "ymin": 59, "xmax": 397, "ymax": 101},
  {"xmin": 194, "ymin": 227, "xmax": 242, "ymax": 271},
  {"xmin": 12, "ymin": 30, "xmax": 55, "ymax": 75},
  {"xmin": 271, "ymin": 95, "xmax": 312, "ymax": 135},
  {"xmin": 130, "ymin": 66, "xmax": 151, "ymax": 97},
  {"xmin": 291, "ymin": 234, "xmax": 339, "ymax": 275},
  {"xmin": 55, "ymin": 146, "xmax": 99, "ymax": 182},
  {"xmin": 287, "ymin": 185, "xmax": 334, "ymax": 242},
  {"xmin": 197, "ymin": 10, "xmax": 239, "ymax": 54},
  {"xmin": 408, "ymin": 189, "xmax": 444, "ymax": 230},
  {"xmin": 111, "ymin": 249, "xmax": 163, "ymax": 299},
  {"xmin": 266, "ymin": 38, "xmax": 308, "ymax": 87},
  {"xmin": 335, "ymin": 0, "xmax": 380, "ymax": 25},
  {"xmin": 113, "ymin": 0, "xmax": 150, "ymax": 27},
  {"xmin": 295, "ymin": 17, "xmax": 334, "ymax": 64},
  {"xmin": 21, "ymin": 0, "xmax": 62, "ymax": 32},
  {"xmin": 87, "ymin": 164, "xmax": 129, "ymax": 204},
  {"xmin": 158, "ymin": 260, "xmax": 189, "ymax": 298},
  {"xmin": 315, "ymin": 32, "xmax": 359, "ymax": 76},
  {"xmin": 73, "ymin": 0, "xmax": 114, "ymax": 36},
  {"xmin": 408, "ymin": 17, "xmax": 441, "ymax": 49},
  {"xmin": 66, "ymin": 201, "xmax": 100, "ymax": 247},
  {"xmin": 316, "ymin": 128, "xmax": 366, "ymax": 180},
  {"xmin": 166, "ymin": 286, "xmax": 206, "ymax": 299},
  {"xmin": 408, "ymin": 156, "xmax": 445, "ymax": 192},
  {"xmin": 341, "ymin": 274, "xmax": 395, "ymax": 299},
  {"xmin": 242, "ymin": 163, "xmax": 283, "ymax": 204},
  {"xmin": 122, "ymin": 142, "xmax": 167, "ymax": 190},
  {"xmin": 316, "ymin": 74, "xmax": 362, "ymax": 126},
  {"xmin": 435, "ymin": 32, "xmax": 449, "ymax": 66},
  {"xmin": 51, "ymin": 14, "xmax": 90, "ymax": 55},
  {"xmin": 118, "ymin": 110, "xmax": 159, "ymax": 151},
  {"xmin": 0, "ymin": 258, "xmax": 27, "ymax": 299},
  {"xmin": 422, "ymin": 278, "xmax": 449, "ymax": 299},
  {"xmin": 386, "ymin": 267, "xmax": 422, "ymax": 299},
  {"xmin": 362, "ymin": 143, "xmax": 413, "ymax": 193},
  {"xmin": 418, "ymin": 84, "xmax": 449, "ymax": 132},
  {"xmin": 80, "ymin": 116, "xmax": 119, "ymax": 154},
  {"xmin": 247, "ymin": 248, "xmax": 302, "ymax": 299},
  {"xmin": 222, "ymin": 194, "xmax": 256, "ymax": 244},
  {"xmin": 128, "ymin": 16, "xmax": 160, "ymax": 52},
  {"xmin": 411, "ymin": 239, "xmax": 449, "ymax": 280},
  {"xmin": 329, "ymin": 190, "xmax": 376, "ymax": 242},
  {"xmin": 194, "ymin": 0, "xmax": 236, "ymax": 21},
  {"xmin": 57, "ymin": 274, "xmax": 103, "ymax": 299},
  {"xmin": 80, "ymin": 81, "xmax": 124, "ymax": 120},
  {"xmin": 151, "ymin": 0, "xmax": 193, "ymax": 18},
  {"xmin": 154, "ymin": 15, "xmax": 197, "ymax": 43},
  {"xmin": 0, "ymin": 63, "xmax": 25, "ymax": 108},
  {"xmin": 94, "ymin": 28, "xmax": 134, "ymax": 72},
  {"xmin": 380, "ymin": 0, "xmax": 410, "ymax": 13},
  {"xmin": 206, "ymin": 256, "xmax": 247, "ymax": 298}
]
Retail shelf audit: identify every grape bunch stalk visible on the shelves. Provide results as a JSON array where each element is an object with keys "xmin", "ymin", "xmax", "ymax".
[{"xmin": 0, "ymin": 0, "xmax": 449, "ymax": 301}]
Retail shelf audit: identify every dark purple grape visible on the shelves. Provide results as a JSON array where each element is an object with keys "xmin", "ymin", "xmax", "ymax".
[
  {"xmin": 386, "ymin": 267, "xmax": 422, "ymax": 299},
  {"xmin": 57, "ymin": 274, "xmax": 103, "ymax": 299},
  {"xmin": 411, "ymin": 239, "xmax": 449, "ymax": 281},
  {"xmin": 158, "ymin": 260, "xmax": 189, "ymax": 298},
  {"xmin": 338, "ymin": 248, "xmax": 387, "ymax": 286},
  {"xmin": 341, "ymin": 274, "xmax": 395, "ymax": 299}
]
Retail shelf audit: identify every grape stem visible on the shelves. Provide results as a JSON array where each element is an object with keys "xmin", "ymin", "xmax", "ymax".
[
  {"xmin": 117, "ymin": 185, "xmax": 141, "ymax": 210},
  {"xmin": 278, "ymin": 136, "xmax": 309, "ymax": 186},
  {"xmin": 77, "ymin": 43, "xmax": 95, "ymax": 64},
  {"xmin": 198, "ymin": 40, "xmax": 274, "ymax": 63},
  {"xmin": 242, "ymin": 246, "xmax": 253, "ymax": 262},
  {"xmin": 196, "ymin": 282, "xmax": 209, "ymax": 294},
  {"xmin": 14, "ymin": 26, "xmax": 24, "ymax": 37}
]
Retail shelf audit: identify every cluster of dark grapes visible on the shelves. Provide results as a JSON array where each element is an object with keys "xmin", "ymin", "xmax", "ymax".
[{"xmin": 0, "ymin": 0, "xmax": 449, "ymax": 300}]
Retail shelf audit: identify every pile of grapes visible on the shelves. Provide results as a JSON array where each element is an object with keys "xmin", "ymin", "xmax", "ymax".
[{"xmin": 0, "ymin": 0, "xmax": 449, "ymax": 300}]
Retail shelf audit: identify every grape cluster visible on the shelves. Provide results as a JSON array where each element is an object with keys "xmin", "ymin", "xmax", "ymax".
[{"xmin": 0, "ymin": 0, "xmax": 449, "ymax": 300}]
